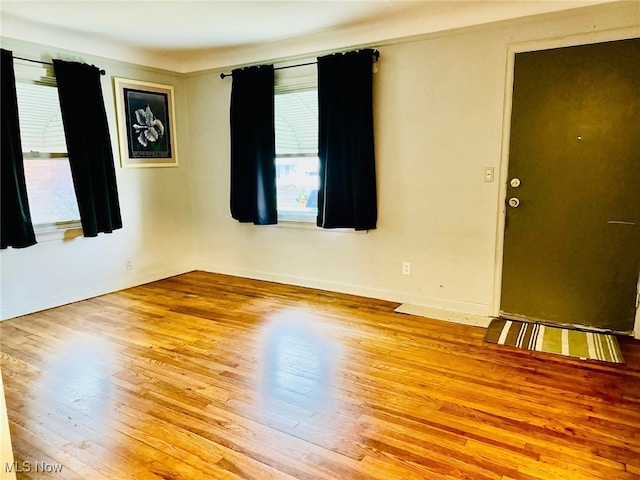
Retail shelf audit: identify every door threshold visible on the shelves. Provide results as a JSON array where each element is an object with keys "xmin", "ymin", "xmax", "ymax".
[{"xmin": 497, "ymin": 313, "xmax": 634, "ymax": 336}]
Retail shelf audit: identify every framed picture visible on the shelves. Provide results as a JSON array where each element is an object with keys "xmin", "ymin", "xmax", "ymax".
[{"xmin": 113, "ymin": 78, "xmax": 178, "ymax": 167}]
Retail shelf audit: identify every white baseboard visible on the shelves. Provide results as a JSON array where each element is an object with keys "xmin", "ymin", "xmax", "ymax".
[
  {"xmin": 200, "ymin": 264, "xmax": 492, "ymax": 318},
  {"xmin": 395, "ymin": 303, "xmax": 492, "ymax": 328},
  {"xmin": 0, "ymin": 265, "xmax": 194, "ymax": 321}
]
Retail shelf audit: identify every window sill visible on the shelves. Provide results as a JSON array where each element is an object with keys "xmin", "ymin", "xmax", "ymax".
[
  {"xmin": 34, "ymin": 221, "xmax": 83, "ymax": 242},
  {"xmin": 278, "ymin": 211, "xmax": 317, "ymax": 224},
  {"xmin": 273, "ymin": 216, "xmax": 368, "ymax": 234},
  {"xmin": 274, "ymin": 219, "xmax": 318, "ymax": 231}
]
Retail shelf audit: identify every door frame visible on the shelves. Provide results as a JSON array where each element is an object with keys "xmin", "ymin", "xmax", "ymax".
[
  {"xmin": 491, "ymin": 27, "xmax": 640, "ymax": 338},
  {"xmin": 635, "ymin": 276, "xmax": 640, "ymax": 339}
]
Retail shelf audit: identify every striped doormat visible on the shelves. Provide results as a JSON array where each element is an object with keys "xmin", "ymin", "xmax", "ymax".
[{"xmin": 484, "ymin": 318, "xmax": 624, "ymax": 363}]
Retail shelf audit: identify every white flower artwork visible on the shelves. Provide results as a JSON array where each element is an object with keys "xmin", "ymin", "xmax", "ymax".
[
  {"xmin": 114, "ymin": 77, "xmax": 178, "ymax": 167},
  {"xmin": 133, "ymin": 105, "xmax": 165, "ymax": 147}
]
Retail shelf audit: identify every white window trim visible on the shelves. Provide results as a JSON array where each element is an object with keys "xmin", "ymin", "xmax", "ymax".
[
  {"xmin": 268, "ymin": 221, "xmax": 368, "ymax": 234},
  {"xmin": 278, "ymin": 210, "xmax": 318, "ymax": 224},
  {"xmin": 275, "ymin": 62, "xmax": 319, "ymax": 224},
  {"xmin": 33, "ymin": 221, "xmax": 83, "ymax": 242},
  {"xmin": 15, "ymin": 58, "xmax": 82, "ymax": 234}
]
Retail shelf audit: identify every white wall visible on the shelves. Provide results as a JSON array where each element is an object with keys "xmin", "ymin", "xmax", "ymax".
[
  {"xmin": 2, "ymin": 2, "xmax": 638, "ymax": 322},
  {"xmin": 187, "ymin": 2, "xmax": 640, "ymax": 317},
  {"xmin": 0, "ymin": 38, "xmax": 196, "ymax": 320}
]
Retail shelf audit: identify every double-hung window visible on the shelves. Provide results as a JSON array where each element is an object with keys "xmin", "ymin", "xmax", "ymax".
[
  {"xmin": 14, "ymin": 60, "xmax": 80, "ymax": 231},
  {"xmin": 274, "ymin": 63, "xmax": 319, "ymax": 223}
]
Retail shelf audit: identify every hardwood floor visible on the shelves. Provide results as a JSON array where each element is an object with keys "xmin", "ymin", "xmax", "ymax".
[{"xmin": 1, "ymin": 271, "xmax": 640, "ymax": 480}]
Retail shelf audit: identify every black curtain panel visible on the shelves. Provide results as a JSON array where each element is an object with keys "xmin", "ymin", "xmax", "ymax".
[
  {"xmin": 53, "ymin": 60, "xmax": 122, "ymax": 237},
  {"xmin": 230, "ymin": 65, "xmax": 277, "ymax": 225},
  {"xmin": 1, "ymin": 49, "xmax": 37, "ymax": 249},
  {"xmin": 317, "ymin": 49, "xmax": 377, "ymax": 231}
]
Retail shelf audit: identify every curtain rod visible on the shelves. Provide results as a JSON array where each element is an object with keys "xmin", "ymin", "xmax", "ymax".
[
  {"xmin": 219, "ymin": 49, "xmax": 379, "ymax": 79},
  {"xmin": 14, "ymin": 56, "xmax": 106, "ymax": 76}
]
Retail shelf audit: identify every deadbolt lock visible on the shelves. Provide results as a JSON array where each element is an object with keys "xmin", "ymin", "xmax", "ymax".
[
  {"xmin": 508, "ymin": 197, "xmax": 520, "ymax": 208},
  {"xmin": 510, "ymin": 178, "xmax": 521, "ymax": 188}
]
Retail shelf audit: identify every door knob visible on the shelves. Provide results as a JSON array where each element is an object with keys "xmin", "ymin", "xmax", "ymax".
[
  {"xmin": 510, "ymin": 178, "xmax": 521, "ymax": 188},
  {"xmin": 508, "ymin": 197, "xmax": 520, "ymax": 208}
]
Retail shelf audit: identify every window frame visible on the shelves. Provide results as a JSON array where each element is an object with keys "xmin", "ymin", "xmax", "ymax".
[
  {"xmin": 274, "ymin": 63, "xmax": 319, "ymax": 224},
  {"xmin": 13, "ymin": 59, "xmax": 82, "ymax": 235}
]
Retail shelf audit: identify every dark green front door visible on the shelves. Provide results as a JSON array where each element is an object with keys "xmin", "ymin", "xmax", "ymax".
[{"xmin": 500, "ymin": 38, "xmax": 640, "ymax": 332}]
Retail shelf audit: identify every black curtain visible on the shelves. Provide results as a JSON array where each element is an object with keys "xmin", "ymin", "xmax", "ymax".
[
  {"xmin": 1, "ymin": 49, "xmax": 37, "ymax": 249},
  {"xmin": 53, "ymin": 60, "xmax": 122, "ymax": 237},
  {"xmin": 317, "ymin": 49, "xmax": 377, "ymax": 231},
  {"xmin": 230, "ymin": 65, "xmax": 277, "ymax": 225}
]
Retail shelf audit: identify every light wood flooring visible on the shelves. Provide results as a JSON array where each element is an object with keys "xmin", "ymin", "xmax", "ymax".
[{"xmin": 1, "ymin": 271, "xmax": 640, "ymax": 479}]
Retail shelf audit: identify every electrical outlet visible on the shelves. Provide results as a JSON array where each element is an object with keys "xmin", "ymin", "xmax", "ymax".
[
  {"xmin": 126, "ymin": 258, "xmax": 133, "ymax": 271},
  {"xmin": 484, "ymin": 167, "xmax": 494, "ymax": 182},
  {"xmin": 402, "ymin": 262, "xmax": 411, "ymax": 275}
]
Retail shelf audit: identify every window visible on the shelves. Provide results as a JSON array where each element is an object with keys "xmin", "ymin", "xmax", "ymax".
[
  {"xmin": 14, "ymin": 61, "xmax": 80, "ymax": 230},
  {"xmin": 274, "ymin": 63, "xmax": 319, "ymax": 222}
]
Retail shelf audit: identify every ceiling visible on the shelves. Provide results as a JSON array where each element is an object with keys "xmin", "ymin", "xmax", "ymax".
[{"xmin": 0, "ymin": 0, "xmax": 610, "ymax": 72}]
